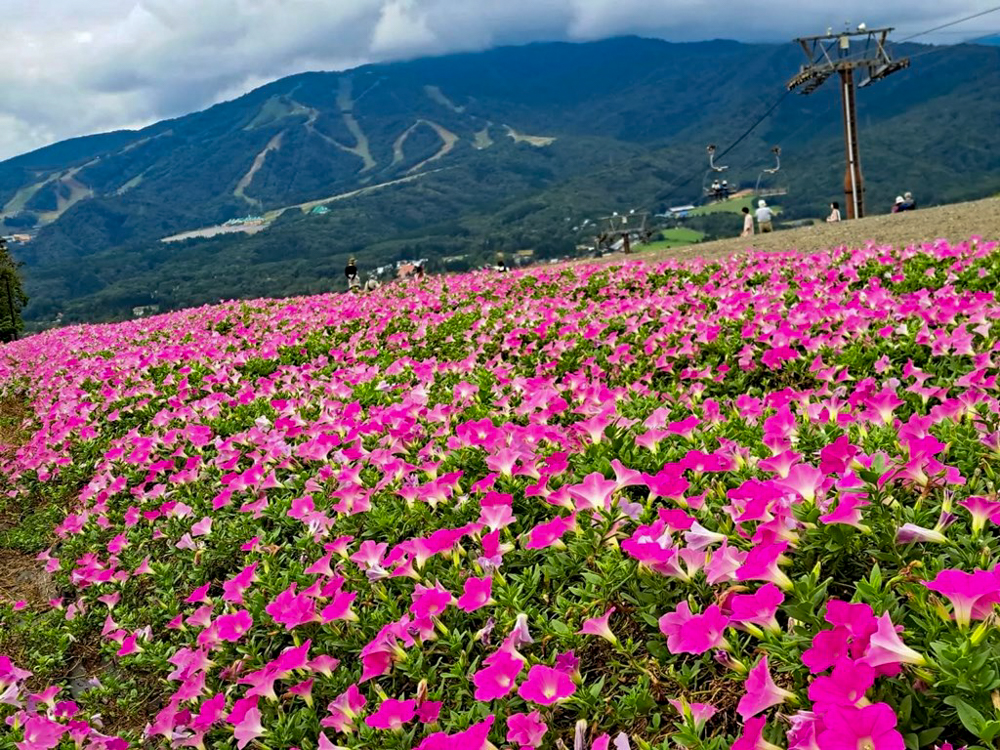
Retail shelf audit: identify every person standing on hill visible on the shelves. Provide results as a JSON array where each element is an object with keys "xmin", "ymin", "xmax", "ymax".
[
  {"xmin": 345, "ymin": 257, "xmax": 360, "ymax": 291},
  {"xmin": 741, "ymin": 206, "xmax": 754, "ymax": 237},
  {"xmin": 755, "ymin": 200, "xmax": 774, "ymax": 234},
  {"xmin": 826, "ymin": 202, "xmax": 842, "ymax": 223}
]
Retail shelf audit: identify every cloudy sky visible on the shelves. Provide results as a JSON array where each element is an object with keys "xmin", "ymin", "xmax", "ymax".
[{"xmin": 2, "ymin": 0, "xmax": 996, "ymax": 161}]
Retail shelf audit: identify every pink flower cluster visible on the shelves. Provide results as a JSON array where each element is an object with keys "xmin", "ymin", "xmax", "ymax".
[{"xmin": 1, "ymin": 238, "xmax": 998, "ymax": 747}]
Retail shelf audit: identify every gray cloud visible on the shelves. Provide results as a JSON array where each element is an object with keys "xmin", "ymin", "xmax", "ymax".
[{"xmin": 1, "ymin": 0, "xmax": 995, "ymax": 160}]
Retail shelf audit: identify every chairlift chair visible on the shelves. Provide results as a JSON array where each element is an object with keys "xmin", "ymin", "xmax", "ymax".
[
  {"xmin": 754, "ymin": 146, "xmax": 789, "ymax": 199},
  {"xmin": 702, "ymin": 145, "xmax": 734, "ymax": 204}
]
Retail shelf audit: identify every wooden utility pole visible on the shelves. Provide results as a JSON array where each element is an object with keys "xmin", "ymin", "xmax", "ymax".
[{"xmin": 788, "ymin": 27, "xmax": 909, "ymax": 219}]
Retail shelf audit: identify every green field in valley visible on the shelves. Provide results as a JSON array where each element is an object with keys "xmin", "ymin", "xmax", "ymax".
[{"xmin": 640, "ymin": 226, "xmax": 706, "ymax": 251}]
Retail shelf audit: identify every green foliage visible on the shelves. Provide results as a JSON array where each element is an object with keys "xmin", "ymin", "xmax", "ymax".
[{"xmin": 0, "ymin": 240, "xmax": 28, "ymax": 342}]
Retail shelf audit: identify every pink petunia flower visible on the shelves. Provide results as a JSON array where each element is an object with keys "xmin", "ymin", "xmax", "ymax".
[
  {"xmin": 365, "ymin": 698, "xmax": 416, "ymax": 730},
  {"xmin": 736, "ymin": 656, "xmax": 795, "ymax": 720},
  {"xmin": 807, "ymin": 658, "xmax": 874, "ymax": 709},
  {"xmin": 727, "ymin": 583, "xmax": 784, "ymax": 633},
  {"xmin": 732, "ymin": 716, "xmax": 782, "ymax": 750},
  {"xmin": 860, "ymin": 613, "xmax": 927, "ymax": 669},
  {"xmin": 507, "ymin": 710, "xmax": 548, "ymax": 747},
  {"xmin": 517, "ymin": 664, "xmax": 576, "ymax": 705},
  {"xmin": 658, "ymin": 601, "xmax": 729, "ymax": 655},
  {"xmin": 472, "ymin": 649, "xmax": 524, "ymax": 701},
  {"xmin": 923, "ymin": 568, "xmax": 1000, "ymax": 628},
  {"xmin": 264, "ymin": 584, "xmax": 318, "ymax": 630},
  {"xmin": 457, "ymin": 576, "xmax": 494, "ymax": 613},
  {"xmin": 577, "ymin": 607, "xmax": 618, "ymax": 644},
  {"xmin": 816, "ymin": 703, "xmax": 904, "ymax": 750}
]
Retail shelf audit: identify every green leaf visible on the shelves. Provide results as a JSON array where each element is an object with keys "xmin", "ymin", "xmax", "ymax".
[
  {"xmin": 898, "ymin": 694, "xmax": 913, "ymax": 725},
  {"xmin": 944, "ymin": 695, "xmax": 986, "ymax": 736},
  {"xmin": 917, "ymin": 727, "xmax": 944, "ymax": 746}
]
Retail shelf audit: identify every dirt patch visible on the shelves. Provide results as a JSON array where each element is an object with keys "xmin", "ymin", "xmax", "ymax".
[
  {"xmin": 0, "ymin": 394, "xmax": 30, "ymax": 452},
  {"xmin": 0, "ymin": 549, "xmax": 57, "ymax": 608}
]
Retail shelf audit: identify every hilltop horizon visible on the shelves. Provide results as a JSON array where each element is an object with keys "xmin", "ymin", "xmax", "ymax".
[{"xmin": 3, "ymin": 0, "xmax": 998, "ymax": 161}]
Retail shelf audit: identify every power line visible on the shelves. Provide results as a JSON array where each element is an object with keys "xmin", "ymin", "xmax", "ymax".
[
  {"xmin": 650, "ymin": 10, "xmax": 1000, "ymax": 211},
  {"xmin": 895, "ymin": 5, "xmax": 1000, "ymax": 44}
]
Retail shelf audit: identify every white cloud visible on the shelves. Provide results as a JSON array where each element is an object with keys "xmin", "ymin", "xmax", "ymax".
[{"xmin": 0, "ymin": 0, "xmax": 995, "ymax": 160}]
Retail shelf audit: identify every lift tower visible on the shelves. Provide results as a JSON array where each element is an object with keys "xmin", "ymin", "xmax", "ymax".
[{"xmin": 787, "ymin": 27, "xmax": 909, "ymax": 219}]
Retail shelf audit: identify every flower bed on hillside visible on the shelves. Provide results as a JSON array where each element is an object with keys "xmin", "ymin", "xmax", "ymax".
[{"xmin": 3, "ymin": 239, "xmax": 1000, "ymax": 750}]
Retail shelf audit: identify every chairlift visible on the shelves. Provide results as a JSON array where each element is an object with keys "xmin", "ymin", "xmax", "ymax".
[
  {"xmin": 754, "ymin": 146, "xmax": 789, "ymax": 199},
  {"xmin": 702, "ymin": 145, "xmax": 736, "ymax": 204}
]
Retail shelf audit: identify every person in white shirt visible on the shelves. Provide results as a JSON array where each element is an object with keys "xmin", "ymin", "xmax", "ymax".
[
  {"xmin": 741, "ymin": 206, "xmax": 754, "ymax": 237},
  {"xmin": 755, "ymin": 200, "xmax": 774, "ymax": 233},
  {"xmin": 826, "ymin": 201, "xmax": 842, "ymax": 223}
]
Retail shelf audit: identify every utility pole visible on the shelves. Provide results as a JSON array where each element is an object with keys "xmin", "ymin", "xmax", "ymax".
[{"xmin": 787, "ymin": 26, "xmax": 909, "ymax": 219}]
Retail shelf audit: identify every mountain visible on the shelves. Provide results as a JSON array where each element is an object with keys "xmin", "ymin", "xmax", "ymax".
[{"xmin": 3, "ymin": 36, "xmax": 999, "ymax": 325}]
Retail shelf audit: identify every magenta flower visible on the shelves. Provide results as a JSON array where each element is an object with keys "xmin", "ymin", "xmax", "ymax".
[
  {"xmin": 860, "ymin": 613, "xmax": 927, "ymax": 668},
  {"xmin": 737, "ymin": 542, "xmax": 793, "ymax": 590},
  {"xmin": 775, "ymin": 463, "xmax": 826, "ymax": 504},
  {"xmin": 517, "ymin": 664, "xmax": 576, "ymax": 705},
  {"xmin": 416, "ymin": 715, "xmax": 495, "ymax": 750},
  {"xmin": 959, "ymin": 495, "xmax": 1000, "ymax": 535},
  {"xmin": 727, "ymin": 583, "xmax": 784, "ymax": 633},
  {"xmin": 457, "ymin": 576, "xmax": 494, "ymax": 612},
  {"xmin": 264, "ymin": 584, "xmax": 318, "ymax": 630},
  {"xmin": 736, "ymin": 656, "xmax": 795, "ymax": 720},
  {"xmin": 568, "ymin": 472, "xmax": 618, "ymax": 512},
  {"xmin": 216, "ymin": 610, "xmax": 253, "ymax": 642},
  {"xmin": 410, "ymin": 583, "xmax": 453, "ymax": 618},
  {"xmin": 668, "ymin": 698, "xmax": 718, "ymax": 731},
  {"xmin": 322, "ymin": 684, "xmax": 367, "ymax": 733},
  {"xmin": 807, "ymin": 658, "xmax": 874, "ymax": 708},
  {"xmin": 229, "ymin": 699, "xmax": 265, "ymax": 750},
  {"xmin": 506, "ymin": 710, "xmax": 548, "ymax": 747},
  {"xmin": 471, "ymin": 649, "xmax": 524, "ymax": 701},
  {"xmin": 416, "ymin": 700, "xmax": 442, "ymax": 724},
  {"xmin": 817, "ymin": 703, "xmax": 904, "ymax": 750},
  {"xmin": 732, "ymin": 716, "xmax": 781, "ymax": 750},
  {"xmin": 365, "ymin": 698, "xmax": 416, "ymax": 730},
  {"xmin": 923, "ymin": 568, "xmax": 1000, "ymax": 628},
  {"xmin": 578, "ymin": 607, "xmax": 618, "ymax": 644},
  {"xmin": 658, "ymin": 601, "xmax": 729, "ymax": 655},
  {"xmin": 320, "ymin": 590, "xmax": 359, "ymax": 623},
  {"xmin": 525, "ymin": 513, "xmax": 575, "ymax": 550}
]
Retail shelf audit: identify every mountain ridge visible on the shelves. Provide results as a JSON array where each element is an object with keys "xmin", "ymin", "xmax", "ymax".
[{"xmin": 2, "ymin": 36, "xmax": 998, "ymax": 325}]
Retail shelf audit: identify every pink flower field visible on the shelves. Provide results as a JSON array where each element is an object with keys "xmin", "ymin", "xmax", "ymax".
[{"xmin": 2, "ymin": 239, "xmax": 1000, "ymax": 749}]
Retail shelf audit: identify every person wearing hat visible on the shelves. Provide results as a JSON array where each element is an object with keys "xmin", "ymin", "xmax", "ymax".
[
  {"xmin": 892, "ymin": 196, "xmax": 905, "ymax": 214},
  {"xmin": 345, "ymin": 257, "xmax": 360, "ymax": 291},
  {"xmin": 755, "ymin": 199, "xmax": 774, "ymax": 233}
]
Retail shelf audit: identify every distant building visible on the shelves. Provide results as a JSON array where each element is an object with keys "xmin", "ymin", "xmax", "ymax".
[
  {"xmin": 310, "ymin": 206, "xmax": 330, "ymax": 215},
  {"xmin": 132, "ymin": 305, "xmax": 161, "ymax": 318}
]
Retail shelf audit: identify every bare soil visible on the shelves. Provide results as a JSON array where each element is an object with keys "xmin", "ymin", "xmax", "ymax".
[
  {"xmin": 0, "ymin": 549, "xmax": 57, "ymax": 608},
  {"xmin": 0, "ymin": 394, "xmax": 29, "ymax": 455}
]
